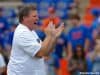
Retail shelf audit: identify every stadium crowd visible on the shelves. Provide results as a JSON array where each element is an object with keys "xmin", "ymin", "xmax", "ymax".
[{"xmin": 0, "ymin": 0, "xmax": 100, "ymax": 75}]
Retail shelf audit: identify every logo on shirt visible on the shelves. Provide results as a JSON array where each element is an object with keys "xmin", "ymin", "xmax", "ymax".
[
  {"xmin": 72, "ymin": 31, "xmax": 82, "ymax": 40},
  {"xmin": 37, "ymin": 39, "xmax": 41, "ymax": 43}
]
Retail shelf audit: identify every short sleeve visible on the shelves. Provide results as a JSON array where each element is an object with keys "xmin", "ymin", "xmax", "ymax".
[
  {"xmin": 82, "ymin": 26, "xmax": 91, "ymax": 39},
  {"xmin": 17, "ymin": 31, "xmax": 41, "ymax": 57},
  {"xmin": 0, "ymin": 54, "xmax": 6, "ymax": 67}
]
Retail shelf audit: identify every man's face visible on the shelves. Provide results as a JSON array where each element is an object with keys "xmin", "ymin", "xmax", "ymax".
[
  {"xmin": 70, "ymin": 19, "xmax": 79, "ymax": 26},
  {"xmin": 26, "ymin": 10, "xmax": 39, "ymax": 25},
  {"xmin": 49, "ymin": 13, "xmax": 55, "ymax": 19}
]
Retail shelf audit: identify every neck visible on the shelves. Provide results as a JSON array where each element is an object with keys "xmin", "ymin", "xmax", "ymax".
[
  {"xmin": 21, "ymin": 21, "xmax": 35, "ymax": 31},
  {"xmin": 74, "ymin": 23, "xmax": 80, "ymax": 27}
]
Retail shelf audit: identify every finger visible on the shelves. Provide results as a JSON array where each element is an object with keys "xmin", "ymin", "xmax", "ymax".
[
  {"xmin": 49, "ymin": 21, "xmax": 56, "ymax": 30},
  {"xmin": 47, "ymin": 21, "xmax": 52, "ymax": 28},
  {"xmin": 48, "ymin": 21, "xmax": 53, "ymax": 28},
  {"xmin": 60, "ymin": 22, "xmax": 64, "ymax": 28},
  {"xmin": 44, "ymin": 21, "xmax": 53, "ymax": 31},
  {"xmin": 52, "ymin": 24, "xmax": 56, "ymax": 30},
  {"xmin": 57, "ymin": 22, "xmax": 64, "ymax": 30}
]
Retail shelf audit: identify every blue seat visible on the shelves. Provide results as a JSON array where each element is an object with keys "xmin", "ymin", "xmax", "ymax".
[
  {"xmin": 38, "ymin": 2, "xmax": 50, "ymax": 10},
  {"xmin": 22, "ymin": 0, "xmax": 36, "ymax": 3},
  {"xmin": 66, "ymin": 0, "xmax": 74, "ymax": 3},
  {"xmin": 3, "ymin": 8, "xmax": 16, "ymax": 18},
  {"xmin": 38, "ymin": 9, "xmax": 48, "ymax": 19},
  {"xmin": 56, "ymin": 1, "xmax": 67, "ymax": 10},
  {"xmin": 56, "ymin": 9, "xmax": 68, "ymax": 19},
  {"xmin": 55, "ymin": 0, "xmax": 74, "ymax": 10}
]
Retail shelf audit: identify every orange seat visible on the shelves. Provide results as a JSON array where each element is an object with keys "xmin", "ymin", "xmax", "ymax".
[
  {"xmin": 83, "ymin": 0, "xmax": 98, "ymax": 26},
  {"xmin": 83, "ymin": 13, "xmax": 94, "ymax": 21},
  {"xmin": 86, "ymin": 4, "xmax": 100, "ymax": 12},
  {"xmin": 58, "ymin": 59, "xmax": 70, "ymax": 75},
  {"xmin": 83, "ymin": 20, "xmax": 93, "ymax": 26},
  {"xmin": 83, "ymin": 13, "xmax": 94, "ymax": 26},
  {"xmin": 90, "ymin": 0, "xmax": 100, "ymax": 5}
]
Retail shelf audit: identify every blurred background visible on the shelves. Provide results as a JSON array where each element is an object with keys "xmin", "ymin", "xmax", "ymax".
[{"xmin": 0, "ymin": 0, "xmax": 100, "ymax": 75}]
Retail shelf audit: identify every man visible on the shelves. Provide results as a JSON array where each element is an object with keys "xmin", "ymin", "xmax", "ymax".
[
  {"xmin": 7, "ymin": 5, "xmax": 64, "ymax": 75},
  {"xmin": 67, "ymin": 15, "xmax": 90, "ymax": 58},
  {"xmin": 92, "ymin": 9, "xmax": 100, "ymax": 39},
  {"xmin": 42, "ymin": 7, "xmax": 61, "ymax": 30},
  {"xmin": 36, "ymin": 7, "xmax": 61, "ymax": 42}
]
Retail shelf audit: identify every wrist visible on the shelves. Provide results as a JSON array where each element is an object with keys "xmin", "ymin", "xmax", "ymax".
[{"xmin": 46, "ymin": 35, "xmax": 52, "ymax": 39}]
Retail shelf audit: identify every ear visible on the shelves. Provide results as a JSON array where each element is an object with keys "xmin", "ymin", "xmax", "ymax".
[{"xmin": 23, "ymin": 16, "xmax": 28, "ymax": 21}]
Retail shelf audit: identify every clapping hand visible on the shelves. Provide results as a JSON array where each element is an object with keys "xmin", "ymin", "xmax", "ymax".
[{"xmin": 44, "ymin": 21, "xmax": 64, "ymax": 38}]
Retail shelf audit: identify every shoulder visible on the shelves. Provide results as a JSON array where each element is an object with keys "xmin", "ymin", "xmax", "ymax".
[
  {"xmin": 14, "ymin": 24, "xmax": 35, "ymax": 41},
  {"xmin": 80, "ymin": 25, "xmax": 85, "ymax": 29},
  {"xmin": 80, "ymin": 25, "xmax": 87, "ymax": 31},
  {"xmin": 15, "ymin": 24, "xmax": 30, "ymax": 35},
  {"xmin": 68, "ymin": 28, "xmax": 74, "ymax": 34},
  {"xmin": 32, "ymin": 30, "xmax": 40, "ymax": 39}
]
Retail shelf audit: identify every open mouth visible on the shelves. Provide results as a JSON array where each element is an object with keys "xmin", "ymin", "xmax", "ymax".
[
  {"xmin": 34, "ymin": 21, "xmax": 38, "ymax": 25},
  {"xmin": 34, "ymin": 22, "xmax": 37, "ymax": 25}
]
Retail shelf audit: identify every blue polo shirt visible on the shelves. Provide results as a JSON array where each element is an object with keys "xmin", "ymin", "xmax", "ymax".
[{"xmin": 67, "ymin": 25, "xmax": 90, "ymax": 50}]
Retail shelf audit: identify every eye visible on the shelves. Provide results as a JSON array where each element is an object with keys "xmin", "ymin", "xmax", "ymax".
[{"xmin": 32, "ymin": 16, "xmax": 36, "ymax": 17}]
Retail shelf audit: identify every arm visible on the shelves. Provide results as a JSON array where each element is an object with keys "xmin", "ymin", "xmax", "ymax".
[
  {"xmin": 84, "ymin": 38, "xmax": 90, "ymax": 53},
  {"xmin": 0, "ymin": 67, "xmax": 6, "ymax": 74},
  {"xmin": 35, "ymin": 36, "xmax": 57, "ymax": 57},
  {"xmin": 67, "ymin": 43, "xmax": 73, "ymax": 60},
  {"xmin": 0, "ymin": 54, "xmax": 6, "ymax": 74},
  {"xmin": 84, "ymin": 27, "xmax": 90, "ymax": 53}
]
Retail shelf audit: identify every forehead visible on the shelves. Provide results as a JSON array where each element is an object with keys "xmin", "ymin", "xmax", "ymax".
[{"xmin": 29, "ymin": 10, "xmax": 38, "ymax": 16}]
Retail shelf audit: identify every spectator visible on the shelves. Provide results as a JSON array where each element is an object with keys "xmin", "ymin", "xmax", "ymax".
[
  {"xmin": 7, "ymin": 24, "xmax": 17, "ymax": 46},
  {"xmin": 91, "ymin": 9, "xmax": 100, "ymax": 40},
  {"xmin": 67, "ymin": 15, "xmax": 90, "ymax": 59},
  {"xmin": 91, "ymin": 44, "xmax": 100, "ymax": 72},
  {"xmin": 37, "ymin": 7, "xmax": 61, "ymax": 41},
  {"xmin": 82, "ymin": 9, "xmax": 100, "ymax": 53},
  {"xmin": 68, "ymin": 44, "xmax": 87, "ymax": 75},
  {"xmin": 0, "ymin": 7, "xmax": 10, "ymax": 51},
  {"xmin": 0, "ymin": 7, "xmax": 9, "ymax": 34},
  {"xmin": 68, "ymin": 0, "xmax": 80, "ymax": 15},
  {"xmin": 53, "ymin": 33, "xmax": 67, "ymax": 75},
  {"xmin": 87, "ymin": 35, "xmax": 100, "ymax": 73},
  {"xmin": 92, "ymin": 9, "xmax": 100, "ymax": 28},
  {"xmin": 41, "ymin": 7, "xmax": 61, "ymax": 31},
  {"xmin": 87, "ymin": 14, "xmax": 100, "ymax": 52},
  {"xmin": 5, "ymin": 24, "xmax": 17, "ymax": 59},
  {"xmin": 0, "ymin": 45, "xmax": 6, "ymax": 75}
]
